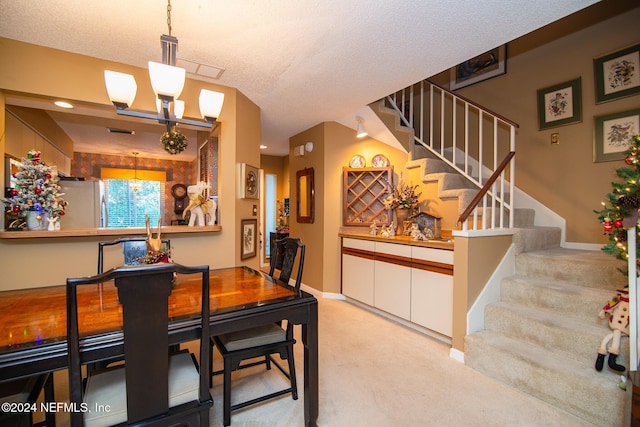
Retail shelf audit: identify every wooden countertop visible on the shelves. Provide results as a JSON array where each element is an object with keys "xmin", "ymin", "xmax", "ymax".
[
  {"xmin": 0, "ymin": 225, "xmax": 221, "ymax": 239},
  {"xmin": 339, "ymin": 232, "xmax": 454, "ymax": 250}
]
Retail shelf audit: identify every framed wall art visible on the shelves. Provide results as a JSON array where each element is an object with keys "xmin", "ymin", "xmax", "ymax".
[
  {"xmin": 594, "ymin": 43, "xmax": 640, "ymax": 103},
  {"xmin": 593, "ymin": 108, "xmax": 640, "ymax": 163},
  {"xmin": 450, "ymin": 45, "xmax": 507, "ymax": 90},
  {"xmin": 239, "ymin": 163, "xmax": 260, "ymax": 199},
  {"xmin": 537, "ymin": 77, "xmax": 582, "ymax": 130},
  {"xmin": 240, "ymin": 218, "xmax": 257, "ymax": 259}
]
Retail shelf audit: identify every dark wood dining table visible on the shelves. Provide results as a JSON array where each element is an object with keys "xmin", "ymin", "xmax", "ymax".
[{"xmin": 0, "ymin": 266, "xmax": 319, "ymax": 427}]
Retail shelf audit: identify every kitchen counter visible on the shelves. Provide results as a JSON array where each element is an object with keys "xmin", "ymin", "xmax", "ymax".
[{"xmin": 0, "ymin": 225, "xmax": 221, "ymax": 239}]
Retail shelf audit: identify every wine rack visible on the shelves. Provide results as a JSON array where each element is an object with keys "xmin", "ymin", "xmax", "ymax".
[{"xmin": 343, "ymin": 167, "xmax": 393, "ymax": 226}]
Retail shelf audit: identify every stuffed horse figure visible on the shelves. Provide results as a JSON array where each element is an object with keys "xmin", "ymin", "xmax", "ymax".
[{"xmin": 183, "ymin": 181, "xmax": 217, "ymax": 226}]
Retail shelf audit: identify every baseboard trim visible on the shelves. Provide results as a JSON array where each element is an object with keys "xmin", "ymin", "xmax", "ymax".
[{"xmin": 449, "ymin": 347, "xmax": 465, "ymax": 363}]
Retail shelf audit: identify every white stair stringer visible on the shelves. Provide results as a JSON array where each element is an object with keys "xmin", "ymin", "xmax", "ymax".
[{"xmin": 370, "ymin": 100, "xmax": 414, "ymax": 153}]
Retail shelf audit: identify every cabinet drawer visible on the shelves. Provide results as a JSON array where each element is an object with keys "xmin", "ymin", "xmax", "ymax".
[
  {"xmin": 342, "ymin": 237, "xmax": 375, "ymax": 252},
  {"xmin": 411, "ymin": 246, "xmax": 453, "ymax": 264},
  {"xmin": 375, "ymin": 241, "xmax": 411, "ymax": 258}
]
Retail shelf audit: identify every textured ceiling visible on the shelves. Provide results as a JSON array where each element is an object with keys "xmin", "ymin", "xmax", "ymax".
[{"xmin": 0, "ymin": 0, "xmax": 598, "ymax": 159}]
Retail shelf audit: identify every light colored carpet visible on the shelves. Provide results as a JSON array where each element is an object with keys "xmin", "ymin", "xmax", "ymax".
[{"xmin": 42, "ymin": 297, "xmax": 593, "ymax": 426}]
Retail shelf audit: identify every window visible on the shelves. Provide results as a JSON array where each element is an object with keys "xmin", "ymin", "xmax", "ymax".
[
  {"xmin": 104, "ymin": 179, "xmax": 165, "ymax": 228},
  {"xmin": 100, "ymin": 167, "xmax": 167, "ymax": 228}
]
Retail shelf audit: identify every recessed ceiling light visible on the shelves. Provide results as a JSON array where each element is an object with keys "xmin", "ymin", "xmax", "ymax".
[
  {"xmin": 54, "ymin": 101, "xmax": 74, "ymax": 109},
  {"xmin": 259, "ymin": 144, "xmax": 267, "ymax": 150}
]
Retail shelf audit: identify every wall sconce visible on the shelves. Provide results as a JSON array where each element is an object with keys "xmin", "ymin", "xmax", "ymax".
[
  {"xmin": 293, "ymin": 141, "xmax": 314, "ymax": 157},
  {"xmin": 356, "ymin": 116, "xmax": 368, "ymax": 138}
]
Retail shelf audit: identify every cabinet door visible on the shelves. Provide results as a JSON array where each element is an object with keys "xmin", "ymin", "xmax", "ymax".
[
  {"xmin": 374, "ymin": 242, "xmax": 412, "ymax": 320},
  {"xmin": 411, "ymin": 269, "xmax": 453, "ymax": 337},
  {"xmin": 374, "ymin": 260, "xmax": 411, "ymax": 320},
  {"xmin": 342, "ymin": 254, "xmax": 374, "ymax": 305}
]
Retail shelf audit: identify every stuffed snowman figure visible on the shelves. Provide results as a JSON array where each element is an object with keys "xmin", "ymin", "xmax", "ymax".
[{"xmin": 595, "ymin": 289, "xmax": 629, "ymax": 372}]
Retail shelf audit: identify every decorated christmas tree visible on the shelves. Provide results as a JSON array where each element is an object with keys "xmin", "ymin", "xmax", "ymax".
[
  {"xmin": 595, "ymin": 134, "xmax": 640, "ymax": 272},
  {"xmin": 3, "ymin": 150, "xmax": 67, "ymax": 229}
]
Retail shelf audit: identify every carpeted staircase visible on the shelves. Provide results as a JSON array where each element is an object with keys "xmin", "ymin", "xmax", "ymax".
[{"xmin": 465, "ymin": 228, "xmax": 629, "ymax": 426}]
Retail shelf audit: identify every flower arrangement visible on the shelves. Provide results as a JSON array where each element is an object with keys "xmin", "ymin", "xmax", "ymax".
[
  {"xmin": 160, "ymin": 129, "xmax": 188, "ymax": 154},
  {"xmin": 383, "ymin": 182, "xmax": 421, "ymax": 210},
  {"xmin": 3, "ymin": 150, "xmax": 67, "ymax": 221}
]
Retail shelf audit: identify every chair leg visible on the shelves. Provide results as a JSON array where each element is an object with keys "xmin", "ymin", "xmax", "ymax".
[
  {"xmin": 286, "ymin": 346, "xmax": 298, "ymax": 400},
  {"xmin": 223, "ymin": 358, "xmax": 232, "ymax": 427},
  {"xmin": 44, "ymin": 373, "xmax": 56, "ymax": 427},
  {"xmin": 209, "ymin": 340, "xmax": 214, "ymax": 389},
  {"xmin": 265, "ymin": 355, "xmax": 272, "ymax": 370}
]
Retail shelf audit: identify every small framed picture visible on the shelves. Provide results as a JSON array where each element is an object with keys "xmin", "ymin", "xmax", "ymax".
[
  {"xmin": 594, "ymin": 108, "xmax": 640, "ymax": 163},
  {"xmin": 537, "ymin": 78, "xmax": 582, "ymax": 130},
  {"xmin": 241, "ymin": 218, "xmax": 257, "ymax": 259},
  {"xmin": 450, "ymin": 45, "xmax": 507, "ymax": 90},
  {"xmin": 594, "ymin": 43, "xmax": 640, "ymax": 104},
  {"xmin": 239, "ymin": 163, "xmax": 260, "ymax": 199}
]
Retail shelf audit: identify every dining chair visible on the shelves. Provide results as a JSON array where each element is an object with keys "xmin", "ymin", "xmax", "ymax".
[
  {"xmin": 67, "ymin": 263, "xmax": 212, "ymax": 427},
  {"xmin": 0, "ymin": 373, "xmax": 55, "ymax": 427},
  {"xmin": 97, "ymin": 237, "xmax": 171, "ymax": 274},
  {"xmin": 210, "ymin": 237, "xmax": 305, "ymax": 426}
]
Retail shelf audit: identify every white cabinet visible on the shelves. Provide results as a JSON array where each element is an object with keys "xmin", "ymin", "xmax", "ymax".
[
  {"xmin": 341, "ymin": 236, "xmax": 454, "ymax": 337},
  {"xmin": 411, "ymin": 269, "xmax": 453, "ymax": 336},
  {"xmin": 374, "ymin": 242, "xmax": 411, "ymax": 320},
  {"xmin": 341, "ymin": 238, "xmax": 375, "ymax": 305}
]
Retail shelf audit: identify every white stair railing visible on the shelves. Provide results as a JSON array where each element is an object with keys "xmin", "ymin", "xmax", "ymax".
[
  {"xmin": 628, "ymin": 229, "xmax": 639, "ymax": 371},
  {"xmin": 384, "ymin": 80, "xmax": 518, "ymax": 231}
]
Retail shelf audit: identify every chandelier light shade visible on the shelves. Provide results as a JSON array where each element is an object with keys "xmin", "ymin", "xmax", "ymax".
[
  {"xmin": 148, "ymin": 61, "xmax": 185, "ymax": 100},
  {"xmin": 356, "ymin": 116, "xmax": 368, "ymax": 138},
  {"xmin": 103, "ymin": 0, "xmax": 223, "ymax": 136},
  {"xmin": 199, "ymin": 89, "xmax": 225, "ymax": 122},
  {"xmin": 104, "ymin": 70, "xmax": 138, "ymax": 109}
]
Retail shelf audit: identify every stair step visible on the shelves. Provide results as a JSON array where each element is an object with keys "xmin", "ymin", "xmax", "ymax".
[
  {"xmin": 501, "ymin": 275, "xmax": 616, "ymax": 324},
  {"xmin": 465, "ymin": 330, "xmax": 626, "ymax": 426},
  {"xmin": 515, "ymin": 248, "xmax": 627, "ymax": 289},
  {"xmin": 512, "ymin": 226, "xmax": 562, "ymax": 254},
  {"xmin": 485, "ymin": 302, "xmax": 628, "ymax": 363}
]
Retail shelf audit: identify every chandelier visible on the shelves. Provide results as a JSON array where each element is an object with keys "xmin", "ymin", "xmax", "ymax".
[
  {"xmin": 104, "ymin": 0, "xmax": 224, "ymax": 133},
  {"xmin": 130, "ymin": 152, "xmax": 141, "ymax": 193}
]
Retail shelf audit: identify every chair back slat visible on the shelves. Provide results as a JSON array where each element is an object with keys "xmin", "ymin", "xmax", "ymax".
[{"xmin": 117, "ymin": 271, "xmax": 172, "ymax": 422}]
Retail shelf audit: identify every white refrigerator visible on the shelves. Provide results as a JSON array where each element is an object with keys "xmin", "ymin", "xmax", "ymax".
[{"xmin": 60, "ymin": 180, "xmax": 107, "ymax": 228}]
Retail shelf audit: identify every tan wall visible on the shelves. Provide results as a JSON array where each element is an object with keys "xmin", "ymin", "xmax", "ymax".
[
  {"xmin": 452, "ymin": 234, "xmax": 512, "ymax": 351},
  {"xmin": 0, "ymin": 38, "xmax": 261, "ymax": 290},
  {"xmin": 432, "ymin": 5, "xmax": 640, "ymax": 244}
]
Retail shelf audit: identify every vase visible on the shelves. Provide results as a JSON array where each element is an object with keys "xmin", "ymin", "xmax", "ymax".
[
  {"xmin": 26, "ymin": 211, "xmax": 48, "ymax": 231},
  {"xmin": 394, "ymin": 208, "xmax": 410, "ymax": 234}
]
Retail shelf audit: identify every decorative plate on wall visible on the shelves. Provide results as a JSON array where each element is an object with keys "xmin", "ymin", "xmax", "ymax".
[
  {"xmin": 240, "ymin": 163, "xmax": 260, "ymax": 199},
  {"xmin": 371, "ymin": 154, "xmax": 389, "ymax": 167},
  {"xmin": 349, "ymin": 154, "xmax": 366, "ymax": 168}
]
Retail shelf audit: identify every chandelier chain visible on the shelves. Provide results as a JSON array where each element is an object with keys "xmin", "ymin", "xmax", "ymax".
[{"xmin": 166, "ymin": 0, "xmax": 172, "ymax": 36}]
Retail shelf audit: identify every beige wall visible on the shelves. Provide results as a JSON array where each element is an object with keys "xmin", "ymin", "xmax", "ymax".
[
  {"xmin": 432, "ymin": 5, "xmax": 640, "ymax": 244},
  {"xmin": 0, "ymin": 38, "xmax": 262, "ymax": 290}
]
